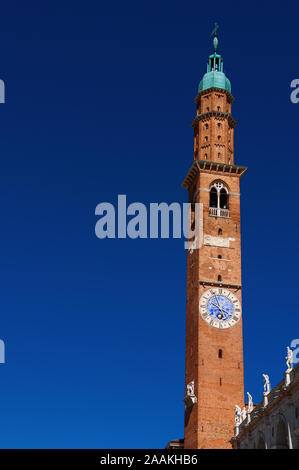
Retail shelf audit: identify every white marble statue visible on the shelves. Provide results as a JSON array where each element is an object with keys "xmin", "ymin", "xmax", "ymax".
[
  {"xmin": 286, "ymin": 346, "xmax": 293, "ymax": 372},
  {"xmin": 183, "ymin": 380, "xmax": 197, "ymax": 408},
  {"xmin": 247, "ymin": 392, "xmax": 253, "ymax": 413},
  {"xmin": 263, "ymin": 374, "xmax": 271, "ymax": 394},
  {"xmin": 187, "ymin": 380, "xmax": 195, "ymax": 396},
  {"xmin": 241, "ymin": 407, "xmax": 247, "ymax": 422},
  {"xmin": 235, "ymin": 405, "xmax": 242, "ymax": 426}
]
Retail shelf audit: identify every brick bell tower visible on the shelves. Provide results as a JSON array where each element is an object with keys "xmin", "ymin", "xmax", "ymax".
[{"xmin": 182, "ymin": 29, "xmax": 247, "ymax": 449}]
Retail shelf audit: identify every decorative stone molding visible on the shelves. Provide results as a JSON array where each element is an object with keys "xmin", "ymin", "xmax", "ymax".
[
  {"xmin": 181, "ymin": 160, "xmax": 247, "ymax": 190},
  {"xmin": 191, "ymin": 111, "xmax": 237, "ymax": 130},
  {"xmin": 204, "ymin": 234, "xmax": 235, "ymax": 248},
  {"xmin": 194, "ymin": 87, "xmax": 234, "ymax": 105}
]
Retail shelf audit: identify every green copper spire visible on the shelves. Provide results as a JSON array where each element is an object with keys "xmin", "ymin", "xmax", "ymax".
[{"xmin": 198, "ymin": 24, "xmax": 231, "ymax": 93}]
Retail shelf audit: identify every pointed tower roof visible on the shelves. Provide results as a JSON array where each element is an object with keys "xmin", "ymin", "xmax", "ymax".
[{"xmin": 198, "ymin": 25, "xmax": 231, "ymax": 93}]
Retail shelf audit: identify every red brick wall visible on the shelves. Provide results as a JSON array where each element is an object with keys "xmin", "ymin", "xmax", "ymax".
[
  {"xmin": 184, "ymin": 90, "xmax": 244, "ymax": 449},
  {"xmin": 193, "ymin": 91, "xmax": 234, "ymax": 164}
]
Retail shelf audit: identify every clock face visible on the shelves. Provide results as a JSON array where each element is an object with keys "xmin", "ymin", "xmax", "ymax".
[{"xmin": 199, "ymin": 288, "xmax": 241, "ymax": 329}]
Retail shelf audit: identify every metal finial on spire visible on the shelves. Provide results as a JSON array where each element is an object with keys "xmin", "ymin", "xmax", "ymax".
[
  {"xmin": 210, "ymin": 22, "xmax": 219, "ymax": 52},
  {"xmin": 210, "ymin": 22, "xmax": 218, "ymax": 37}
]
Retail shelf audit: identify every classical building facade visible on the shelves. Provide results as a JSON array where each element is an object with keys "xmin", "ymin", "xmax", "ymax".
[{"xmin": 232, "ymin": 360, "xmax": 299, "ymax": 449}]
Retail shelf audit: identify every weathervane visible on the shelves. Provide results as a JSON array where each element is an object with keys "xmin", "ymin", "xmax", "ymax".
[{"xmin": 210, "ymin": 22, "xmax": 219, "ymax": 52}]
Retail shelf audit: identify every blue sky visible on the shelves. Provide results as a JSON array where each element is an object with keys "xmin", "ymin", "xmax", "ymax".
[{"xmin": 0, "ymin": 0, "xmax": 298, "ymax": 448}]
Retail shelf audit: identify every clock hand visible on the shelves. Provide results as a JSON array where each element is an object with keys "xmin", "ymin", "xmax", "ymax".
[
  {"xmin": 211, "ymin": 297, "xmax": 225, "ymax": 317},
  {"xmin": 210, "ymin": 301, "xmax": 223, "ymax": 311},
  {"xmin": 220, "ymin": 307, "xmax": 233, "ymax": 316},
  {"xmin": 210, "ymin": 299, "xmax": 232, "ymax": 317},
  {"xmin": 215, "ymin": 296, "xmax": 225, "ymax": 314},
  {"xmin": 215, "ymin": 296, "xmax": 221, "ymax": 308},
  {"xmin": 213, "ymin": 302, "xmax": 232, "ymax": 317}
]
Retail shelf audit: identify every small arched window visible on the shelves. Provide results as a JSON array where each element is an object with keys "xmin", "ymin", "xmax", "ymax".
[
  {"xmin": 218, "ymin": 274, "xmax": 222, "ymax": 282},
  {"xmin": 218, "ymin": 228, "xmax": 222, "ymax": 236}
]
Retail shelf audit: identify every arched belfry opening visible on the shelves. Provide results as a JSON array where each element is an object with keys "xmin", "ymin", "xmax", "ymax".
[
  {"xmin": 209, "ymin": 181, "xmax": 229, "ymax": 217},
  {"xmin": 210, "ymin": 186, "xmax": 217, "ymax": 208},
  {"xmin": 220, "ymin": 187, "xmax": 228, "ymax": 209}
]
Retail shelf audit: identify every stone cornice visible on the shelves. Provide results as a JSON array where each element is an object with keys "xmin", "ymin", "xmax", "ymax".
[
  {"xmin": 194, "ymin": 87, "xmax": 234, "ymax": 105},
  {"xmin": 191, "ymin": 111, "xmax": 237, "ymax": 130},
  {"xmin": 181, "ymin": 160, "xmax": 247, "ymax": 190}
]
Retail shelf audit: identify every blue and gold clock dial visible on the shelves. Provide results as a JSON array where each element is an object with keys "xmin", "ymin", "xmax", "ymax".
[{"xmin": 199, "ymin": 288, "xmax": 241, "ymax": 329}]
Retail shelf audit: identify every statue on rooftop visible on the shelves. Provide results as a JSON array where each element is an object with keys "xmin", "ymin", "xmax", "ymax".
[
  {"xmin": 263, "ymin": 374, "xmax": 271, "ymax": 395},
  {"xmin": 286, "ymin": 346, "xmax": 293, "ymax": 372},
  {"xmin": 235, "ymin": 405, "xmax": 242, "ymax": 426},
  {"xmin": 247, "ymin": 392, "xmax": 253, "ymax": 413},
  {"xmin": 241, "ymin": 407, "xmax": 247, "ymax": 422}
]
